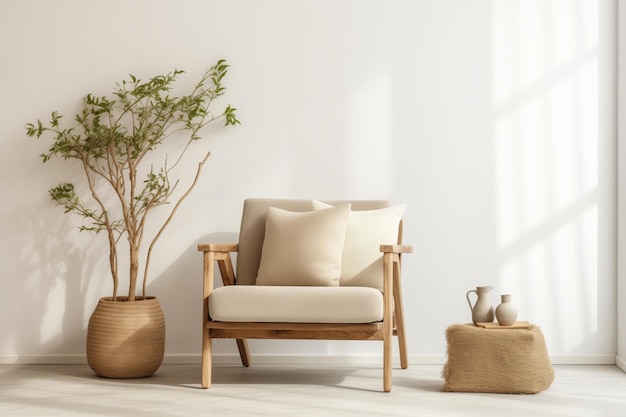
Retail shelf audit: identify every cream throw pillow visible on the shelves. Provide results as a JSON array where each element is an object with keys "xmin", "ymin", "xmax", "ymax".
[
  {"xmin": 312, "ymin": 201, "xmax": 406, "ymax": 289},
  {"xmin": 255, "ymin": 203, "xmax": 351, "ymax": 286}
]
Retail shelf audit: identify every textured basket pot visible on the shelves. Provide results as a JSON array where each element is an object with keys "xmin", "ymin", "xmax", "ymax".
[{"xmin": 87, "ymin": 296, "xmax": 165, "ymax": 379}]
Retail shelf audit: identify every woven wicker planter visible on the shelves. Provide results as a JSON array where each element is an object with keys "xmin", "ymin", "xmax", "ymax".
[{"xmin": 86, "ymin": 296, "xmax": 165, "ymax": 379}]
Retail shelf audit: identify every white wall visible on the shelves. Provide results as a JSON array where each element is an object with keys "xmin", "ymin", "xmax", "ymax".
[
  {"xmin": 618, "ymin": 0, "xmax": 626, "ymax": 371},
  {"xmin": 0, "ymin": 0, "xmax": 618, "ymax": 365}
]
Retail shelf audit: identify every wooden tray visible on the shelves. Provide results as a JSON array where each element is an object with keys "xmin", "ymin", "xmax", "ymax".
[{"xmin": 475, "ymin": 321, "xmax": 531, "ymax": 329}]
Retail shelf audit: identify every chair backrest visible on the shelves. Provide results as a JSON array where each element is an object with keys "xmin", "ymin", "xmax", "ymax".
[{"xmin": 236, "ymin": 198, "xmax": 394, "ymax": 286}]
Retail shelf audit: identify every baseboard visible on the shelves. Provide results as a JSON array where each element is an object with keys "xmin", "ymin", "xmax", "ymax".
[
  {"xmin": 0, "ymin": 354, "xmax": 618, "ymax": 366},
  {"xmin": 0, "ymin": 354, "xmax": 88, "ymax": 365},
  {"xmin": 548, "ymin": 354, "xmax": 616, "ymax": 365}
]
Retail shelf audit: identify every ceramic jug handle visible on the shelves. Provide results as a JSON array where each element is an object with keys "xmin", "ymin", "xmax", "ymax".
[{"xmin": 466, "ymin": 290, "xmax": 477, "ymax": 310}]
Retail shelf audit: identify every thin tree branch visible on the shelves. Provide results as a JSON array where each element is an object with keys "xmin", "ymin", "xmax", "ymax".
[{"xmin": 142, "ymin": 150, "xmax": 211, "ymax": 297}]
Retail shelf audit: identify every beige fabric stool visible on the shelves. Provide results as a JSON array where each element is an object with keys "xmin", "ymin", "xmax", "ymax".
[{"xmin": 442, "ymin": 323, "xmax": 554, "ymax": 394}]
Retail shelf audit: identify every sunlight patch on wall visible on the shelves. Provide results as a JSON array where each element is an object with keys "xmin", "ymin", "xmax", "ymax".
[{"xmin": 492, "ymin": 0, "xmax": 599, "ymax": 352}]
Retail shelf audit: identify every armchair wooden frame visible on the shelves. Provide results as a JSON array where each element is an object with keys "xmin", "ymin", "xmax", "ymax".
[{"xmin": 198, "ymin": 240, "xmax": 412, "ymax": 392}]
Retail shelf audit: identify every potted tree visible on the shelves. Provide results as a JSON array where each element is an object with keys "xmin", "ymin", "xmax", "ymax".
[{"xmin": 26, "ymin": 59, "xmax": 239, "ymax": 378}]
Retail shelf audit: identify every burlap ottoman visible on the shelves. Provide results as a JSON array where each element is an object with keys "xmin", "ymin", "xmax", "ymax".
[{"xmin": 442, "ymin": 324, "xmax": 554, "ymax": 394}]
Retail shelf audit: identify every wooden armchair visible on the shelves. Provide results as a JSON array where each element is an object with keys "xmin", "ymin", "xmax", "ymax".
[{"xmin": 198, "ymin": 199, "xmax": 412, "ymax": 392}]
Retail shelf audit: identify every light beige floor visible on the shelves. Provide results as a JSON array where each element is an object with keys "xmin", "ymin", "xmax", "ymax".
[{"xmin": 0, "ymin": 364, "xmax": 624, "ymax": 416}]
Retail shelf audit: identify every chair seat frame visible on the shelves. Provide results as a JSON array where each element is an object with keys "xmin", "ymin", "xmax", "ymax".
[{"xmin": 198, "ymin": 242, "xmax": 412, "ymax": 392}]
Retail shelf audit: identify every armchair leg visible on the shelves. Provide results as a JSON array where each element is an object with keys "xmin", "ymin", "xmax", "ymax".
[
  {"xmin": 396, "ymin": 320, "xmax": 409, "ymax": 370},
  {"xmin": 236, "ymin": 339, "xmax": 251, "ymax": 367},
  {"xmin": 201, "ymin": 328, "xmax": 212, "ymax": 389},
  {"xmin": 383, "ymin": 326, "xmax": 392, "ymax": 392},
  {"xmin": 382, "ymin": 251, "xmax": 394, "ymax": 392},
  {"xmin": 393, "ymin": 266, "xmax": 408, "ymax": 369}
]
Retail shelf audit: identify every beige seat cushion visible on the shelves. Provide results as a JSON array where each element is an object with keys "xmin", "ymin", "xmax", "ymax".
[
  {"xmin": 209, "ymin": 286, "xmax": 383, "ymax": 323},
  {"xmin": 312, "ymin": 201, "xmax": 406, "ymax": 289},
  {"xmin": 255, "ymin": 204, "xmax": 351, "ymax": 286}
]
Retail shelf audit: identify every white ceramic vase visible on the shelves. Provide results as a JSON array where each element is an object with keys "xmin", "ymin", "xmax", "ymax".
[{"xmin": 495, "ymin": 294, "xmax": 518, "ymax": 326}]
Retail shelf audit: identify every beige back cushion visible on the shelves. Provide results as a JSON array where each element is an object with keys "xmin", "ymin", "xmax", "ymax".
[
  {"xmin": 312, "ymin": 201, "xmax": 406, "ymax": 289},
  {"xmin": 255, "ymin": 204, "xmax": 352, "ymax": 286},
  {"xmin": 236, "ymin": 199, "xmax": 393, "ymax": 286}
]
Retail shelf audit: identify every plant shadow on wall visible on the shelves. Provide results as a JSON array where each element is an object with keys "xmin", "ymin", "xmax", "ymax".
[
  {"xmin": 24, "ymin": 60, "xmax": 239, "ymax": 377},
  {"xmin": 148, "ymin": 232, "xmax": 239, "ymax": 359},
  {"xmin": 11, "ymin": 193, "xmax": 104, "ymax": 358}
]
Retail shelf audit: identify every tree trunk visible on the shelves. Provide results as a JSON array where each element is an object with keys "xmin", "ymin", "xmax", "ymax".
[{"xmin": 128, "ymin": 241, "xmax": 139, "ymax": 301}]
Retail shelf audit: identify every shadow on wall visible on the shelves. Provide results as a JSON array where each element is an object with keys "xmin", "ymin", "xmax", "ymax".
[
  {"xmin": 148, "ymin": 232, "xmax": 239, "ymax": 357},
  {"xmin": 491, "ymin": 0, "xmax": 609, "ymax": 355},
  {"xmin": 7, "ymin": 196, "xmax": 243, "ymax": 361},
  {"xmin": 6, "ymin": 197, "xmax": 108, "ymax": 359}
]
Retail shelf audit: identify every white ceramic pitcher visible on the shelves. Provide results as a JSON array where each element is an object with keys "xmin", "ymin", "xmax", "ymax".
[{"xmin": 466, "ymin": 286, "xmax": 495, "ymax": 324}]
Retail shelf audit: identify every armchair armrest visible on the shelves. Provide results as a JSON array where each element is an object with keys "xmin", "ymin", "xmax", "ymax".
[
  {"xmin": 198, "ymin": 243, "xmax": 238, "ymax": 291},
  {"xmin": 380, "ymin": 245, "xmax": 411, "ymax": 286},
  {"xmin": 198, "ymin": 243, "xmax": 239, "ymax": 253},
  {"xmin": 380, "ymin": 244, "xmax": 413, "ymax": 254}
]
